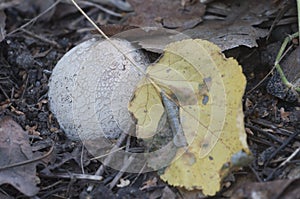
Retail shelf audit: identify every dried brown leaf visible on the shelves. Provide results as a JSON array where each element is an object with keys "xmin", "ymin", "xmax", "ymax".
[
  {"xmin": 127, "ymin": 0, "xmax": 205, "ymax": 30},
  {"xmin": 232, "ymin": 178, "xmax": 300, "ymax": 199},
  {"xmin": 0, "ymin": 117, "xmax": 39, "ymax": 196},
  {"xmin": 183, "ymin": 0, "xmax": 275, "ymax": 50}
]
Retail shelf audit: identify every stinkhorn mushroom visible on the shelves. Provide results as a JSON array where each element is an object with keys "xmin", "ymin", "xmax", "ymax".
[{"xmin": 48, "ymin": 38, "xmax": 149, "ymax": 140}]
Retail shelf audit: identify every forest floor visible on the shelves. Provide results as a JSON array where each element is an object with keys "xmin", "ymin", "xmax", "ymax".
[{"xmin": 0, "ymin": 0, "xmax": 299, "ymax": 198}]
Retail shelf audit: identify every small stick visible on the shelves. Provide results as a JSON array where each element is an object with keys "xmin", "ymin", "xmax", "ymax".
[
  {"xmin": 21, "ymin": 29, "xmax": 61, "ymax": 48},
  {"xmin": 77, "ymin": 0, "xmax": 123, "ymax": 17},
  {"xmin": 245, "ymin": 124, "xmax": 284, "ymax": 144},
  {"xmin": 264, "ymin": 130, "xmax": 300, "ymax": 168},
  {"xmin": 0, "ymin": 145, "xmax": 54, "ymax": 171},
  {"xmin": 265, "ymin": 147, "xmax": 300, "ymax": 181},
  {"xmin": 249, "ymin": 164, "xmax": 263, "ymax": 182},
  {"xmin": 41, "ymin": 172, "xmax": 103, "ymax": 181},
  {"xmin": 86, "ymin": 132, "xmax": 127, "ymax": 192},
  {"xmin": 252, "ymin": 119, "xmax": 300, "ymax": 140},
  {"xmin": 0, "ymin": 84, "xmax": 10, "ymax": 100},
  {"xmin": 109, "ymin": 155, "xmax": 135, "ymax": 189},
  {"xmin": 80, "ymin": 144, "xmax": 85, "ymax": 174}
]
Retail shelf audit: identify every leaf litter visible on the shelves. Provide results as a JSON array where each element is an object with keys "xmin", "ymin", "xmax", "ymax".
[
  {"xmin": 0, "ymin": 0, "xmax": 299, "ymax": 198},
  {"xmin": 183, "ymin": 0, "xmax": 277, "ymax": 51},
  {"xmin": 0, "ymin": 117, "xmax": 39, "ymax": 196},
  {"xmin": 126, "ymin": 0, "xmax": 206, "ymax": 30}
]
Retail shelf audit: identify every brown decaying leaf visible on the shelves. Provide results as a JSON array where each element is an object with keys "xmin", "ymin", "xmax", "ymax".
[
  {"xmin": 0, "ymin": 117, "xmax": 39, "ymax": 196},
  {"xmin": 231, "ymin": 178, "xmax": 300, "ymax": 199},
  {"xmin": 127, "ymin": 0, "xmax": 206, "ymax": 30},
  {"xmin": 183, "ymin": 0, "xmax": 276, "ymax": 50}
]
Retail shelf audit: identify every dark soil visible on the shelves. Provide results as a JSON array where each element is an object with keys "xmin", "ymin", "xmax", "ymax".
[{"xmin": 0, "ymin": 1, "xmax": 299, "ymax": 199}]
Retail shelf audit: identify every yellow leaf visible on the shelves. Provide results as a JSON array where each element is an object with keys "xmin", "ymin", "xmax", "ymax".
[{"xmin": 128, "ymin": 39, "xmax": 250, "ymax": 196}]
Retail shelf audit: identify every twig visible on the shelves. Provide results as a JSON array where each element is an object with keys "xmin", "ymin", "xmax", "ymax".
[
  {"xmin": 95, "ymin": 0, "xmax": 133, "ymax": 11},
  {"xmin": 247, "ymin": 136, "xmax": 275, "ymax": 148},
  {"xmin": 21, "ymin": 29, "xmax": 61, "ymax": 48},
  {"xmin": 40, "ymin": 180, "xmax": 63, "ymax": 191},
  {"xmin": 109, "ymin": 132, "xmax": 136, "ymax": 189},
  {"xmin": 130, "ymin": 162, "xmax": 147, "ymax": 186},
  {"xmin": 264, "ymin": 130, "xmax": 300, "ymax": 168},
  {"xmin": 265, "ymin": 147, "xmax": 300, "ymax": 181},
  {"xmin": 41, "ymin": 172, "xmax": 103, "ymax": 181},
  {"xmin": 77, "ymin": 0, "xmax": 123, "ymax": 17},
  {"xmin": 90, "ymin": 145, "xmax": 126, "ymax": 161},
  {"xmin": 279, "ymin": 147, "xmax": 300, "ymax": 166},
  {"xmin": 86, "ymin": 132, "xmax": 127, "ymax": 192},
  {"xmin": 68, "ymin": 8, "xmax": 98, "ymax": 29},
  {"xmin": 249, "ymin": 164, "xmax": 263, "ymax": 182},
  {"xmin": 20, "ymin": 74, "xmax": 28, "ymax": 101},
  {"xmin": 109, "ymin": 155, "xmax": 136, "ymax": 189},
  {"xmin": 0, "ymin": 145, "xmax": 54, "ymax": 171},
  {"xmin": 80, "ymin": 144, "xmax": 85, "ymax": 174},
  {"xmin": 267, "ymin": 2, "xmax": 291, "ymax": 41},
  {"xmin": 7, "ymin": 0, "xmax": 61, "ymax": 36},
  {"xmin": 252, "ymin": 119, "xmax": 300, "ymax": 140},
  {"xmin": 245, "ymin": 124, "xmax": 284, "ymax": 144},
  {"xmin": 0, "ymin": 84, "xmax": 10, "ymax": 100}
]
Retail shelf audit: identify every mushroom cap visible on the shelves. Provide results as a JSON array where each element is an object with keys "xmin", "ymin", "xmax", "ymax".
[{"xmin": 48, "ymin": 38, "xmax": 149, "ymax": 140}]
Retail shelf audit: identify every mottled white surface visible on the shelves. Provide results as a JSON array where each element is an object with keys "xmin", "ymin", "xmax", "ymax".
[{"xmin": 48, "ymin": 38, "xmax": 148, "ymax": 140}]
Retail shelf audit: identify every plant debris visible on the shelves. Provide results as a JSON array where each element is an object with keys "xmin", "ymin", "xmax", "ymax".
[
  {"xmin": 0, "ymin": 0, "xmax": 299, "ymax": 198},
  {"xmin": 0, "ymin": 117, "xmax": 39, "ymax": 196}
]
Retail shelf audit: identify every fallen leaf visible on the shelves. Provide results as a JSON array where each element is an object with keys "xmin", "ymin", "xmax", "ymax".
[
  {"xmin": 0, "ymin": 117, "xmax": 39, "ymax": 196},
  {"xmin": 129, "ymin": 39, "xmax": 250, "ymax": 195},
  {"xmin": 113, "ymin": 27, "xmax": 191, "ymax": 53},
  {"xmin": 127, "ymin": 0, "xmax": 205, "ymax": 30},
  {"xmin": 183, "ymin": 0, "xmax": 275, "ymax": 50},
  {"xmin": 117, "ymin": 1, "xmax": 275, "ymax": 54},
  {"xmin": 231, "ymin": 178, "xmax": 300, "ymax": 199}
]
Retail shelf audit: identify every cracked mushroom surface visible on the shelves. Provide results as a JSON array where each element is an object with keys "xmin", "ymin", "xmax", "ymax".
[{"xmin": 48, "ymin": 38, "xmax": 149, "ymax": 140}]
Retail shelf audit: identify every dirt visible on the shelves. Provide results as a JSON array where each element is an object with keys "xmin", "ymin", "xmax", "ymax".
[{"xmin": 0, "ymin": 1, "xmax": 299, "ymax": 198}]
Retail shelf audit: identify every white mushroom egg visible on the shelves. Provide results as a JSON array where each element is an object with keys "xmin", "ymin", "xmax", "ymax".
[{"xmin": 48, "ymin": 38, "xmax": 149, "ymax": 140}]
